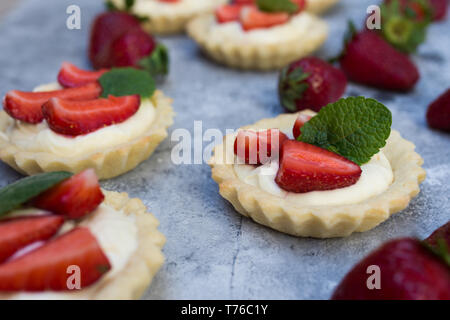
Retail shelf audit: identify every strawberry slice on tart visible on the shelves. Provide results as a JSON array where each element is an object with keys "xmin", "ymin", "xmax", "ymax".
[
  {"xmin": 292, "ymin": 113, "xmax": 312, "ymax": 139},
  {"xmin": 0, "ymin": 227, "xmax": 111, "ymax": 292},
  {"xmin": 0, "ymin": 215, "xmax": 64, "ymax": 263},
  {"xmin": 275, "ymin": 140, "xmax": 362, "ymax": 193},
  {"xmin": 3, "ymin": 82, "xmax": 102, "ymax": 124},
  {"xmin": 216, "ymin": 4, "xmax": 246, "ymax": 23},
  {"xmin": 32, "ymin": 169, "xmax": 104, "ymax": 220},
  {"xmin": 240, "ymin": 7, "xmax": 290, "ymax": 31},
  {"xmin": 234, "ymin": 129, "xmax": 289, "ymax": 165},
  {"xmin": 42, "ymin": 94, "xmax": 140, "ymax": 136},
  {"xmin": 57, "ymin": 62, "xmax": 108, "ymax": 88}
]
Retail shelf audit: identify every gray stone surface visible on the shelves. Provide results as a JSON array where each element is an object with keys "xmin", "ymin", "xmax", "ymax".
[{"xmin": 0, "ymin": 0, "xmax": 449, "ymax": 300}]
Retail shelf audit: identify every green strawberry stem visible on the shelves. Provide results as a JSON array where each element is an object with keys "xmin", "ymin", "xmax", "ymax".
[{"xmin": 138, "ymin": 44, "xmax": 169, "ymax": 78}]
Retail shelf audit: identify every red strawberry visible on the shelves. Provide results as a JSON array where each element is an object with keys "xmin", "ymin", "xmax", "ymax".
[
  {"xmin": 240, "ymin": 7, "xmax": 290, "ymax": 31},
  {"xmin": 426, "ymin": 88, "xmax": 450, "ymax": 132},
  {"xmin": 0, "ymin": 227, "xmax": 111, "ymax": 291},
  {"xmin": 31, "ymin": 169, "xmax": 104, "ymax": 219},
  {"xmin": 57, "ymin": 62, "xmax": 108, "ymax": 88},
  {"xmin": 0, "ymin": 215, "xmax": 64, "ymax": 263},
  {"xmin": 425, "ymin": 221, "xmax": 450, "ymax": 248},
  {"xmin": 429, "ymin": 0, "xmax": 447, "ymax": 21},
  {"xmin": 384, "ymin": 0, "xmax": 431, "ymax": 22},
  {"xmin": 292, "ymin": 114, "xmax": 312, "ymax": 139},
  {"xmin": 339, "ymin": 29, "xmax": 419, "ymax": 91},
  {"xmin": 332, "ymin": 238, "xmax": 450, "ymax": 300},
  {"xmin": 234, "ymin": 129, "xmax": 289, "ymax": 165},
  {"xmin": 109, "ymin": 28, "xmax": 156, "ymax": 67},
  {"xmin": 3, "ymin": 82, "xmax": 102, "ymax": 124},
  {"xmin": 42, "ymin": 94, "xmax": 140, "ymax": 136},
  {"xmin": 89, "ymin": 12, "xmax": 141, "ymax": 69},
  {"xmin": 279, "ymin": 57, "xmax": 347, "ymax": 113},
  {"xmin": 275, "ymin": 140, "xmax": 362, "ymax": 193},
  {"xmin": 216, "ymin": 4, "xmax": 244, "ymax": 23}
]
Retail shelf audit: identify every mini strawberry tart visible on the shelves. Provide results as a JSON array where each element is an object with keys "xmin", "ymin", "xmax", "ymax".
[
  {"xmin": 0, "ymin": 170, "xmax": 165, "ymax": 299},
  {"xmin": 187, "ymin": 0, "xmax": 328, "ymax": 70},
  {"xmin": 0, "ymin": 63, "xmax": 174, "ymax": 179},
  {"xmin": 107, "ymin": 0, "xmax": 228, "ymax": 34},
  {"xmin": 209, "ymin": 97, "xmax": 426, "ymax": 238}
]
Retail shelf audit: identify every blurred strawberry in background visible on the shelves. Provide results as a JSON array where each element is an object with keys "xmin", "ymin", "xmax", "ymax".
[
  {"xmin": 278, "ymin": 57, "xmax": 347, "ymax": 112},
  {"xmin": 89, "ymin": 11, "xmax": 168, "ymax": 77},
  {"xmin": 426, "ymin": 88, "xmax": 450, "ymax": 132}
]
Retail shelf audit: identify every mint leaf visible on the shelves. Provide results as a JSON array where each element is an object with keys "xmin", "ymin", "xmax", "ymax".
[
  {"xmin": 257, "ymin": 0, "xmax": 298, "ymax": 13},
  {"xmin": 298, "ymin": 97, "xmax": 392, "ymax": 165},
  {"xmin": 0, "ymin": 172, "xmax": 73, "ymax": 217},
  {"xmin": 138, "ymin": 44, "xmax": 169, "ymax": 77},
  {"xmin": 99, "ymin": 67, "xmax": 156, "ymax": 99}
]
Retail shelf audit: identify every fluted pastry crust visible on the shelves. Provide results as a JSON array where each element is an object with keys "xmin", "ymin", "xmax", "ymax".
[
  {"xmin": 209, "ymin": 112, "xmax": 426, "ymax": 238},
  {"xmin": 186, "ymin": 12, "xmax": 328, "ymax": 70}
]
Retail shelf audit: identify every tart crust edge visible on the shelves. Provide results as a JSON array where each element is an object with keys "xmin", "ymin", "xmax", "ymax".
[
  {"xmin": 208, "ymin": 111, "xmax": 426, "ymax": 238},
  {"xmin": 186, "ymin": 12, "xmax": 328, "ymax": 70},
  {"xmin": 0, "ymin": 90, "xmax": 175, "ymax": 180},
  {"xmin": 91, "ymin": 190, "xmax": 165, "ymax": 299}
]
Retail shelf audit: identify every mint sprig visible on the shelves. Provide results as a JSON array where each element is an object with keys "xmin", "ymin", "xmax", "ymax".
[
  {"xmin": 0, "ymin": 172, "xmax": 72, "ymax": 217},
  {"xmin": 298, "ymin": 97, "xmax": 392, "ymax": 165},
  {"xmin": 138, "ymin": 44, "xmax": 169, "ymax": 78},
  {"xmin": 99, "ymin": 67, "xmax": 156, "ymax": 99},
  {"xmin": 257, "ymin": 0, "xmax": 298, "ymax": 14}
]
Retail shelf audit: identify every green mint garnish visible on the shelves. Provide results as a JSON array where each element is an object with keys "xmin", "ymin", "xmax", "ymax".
[
  {"xmin": 138, "ymin": 44, "xmax": 169, "ymax": 78},
  {"xmin": 298, "ymin": 97, "xmax": 392, "ymax": 166},
  {"xmin": 257, "ymin": 0, "xmax": 298, "ymax": 14},
  {"xmin": 99, "ymin": 67, "xmax": 156, "ymax": 99},
  {"xmin": 0, "ymin": 172, "xmax": 73, "ymax": 217}
]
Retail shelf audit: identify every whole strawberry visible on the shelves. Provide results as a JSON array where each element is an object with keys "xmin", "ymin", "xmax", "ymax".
[
  {"xmin": 425, "ymin": 220, "xmax": 450, "ymax": 248},
  {"xmin": 332, "ymin": 238, "xmax": 450, "ymax": 300},
  {"xmin": 426, "ymin": 88, "xmax": 450, "ymax": 132},
  {"xmin": 89, "ymin": 11, "xmax": 168, "ymax": 76},
  {"xmin": 339, "ymin": 26, "xmax": 419, "ymax": 91},
  {"xmin": 278, "ymin": 57, "xmax": 347, "ymax": 112}
]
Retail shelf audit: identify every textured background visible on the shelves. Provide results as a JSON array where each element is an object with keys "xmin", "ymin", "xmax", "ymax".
[{"xmin": 0, "ymin": 0, "xmax": 449, "ymax": 299}]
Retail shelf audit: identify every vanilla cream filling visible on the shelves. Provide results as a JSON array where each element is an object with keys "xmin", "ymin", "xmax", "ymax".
[
  {"xmin": 207, "ymin": 12, "xmax": 325, "ymax": 45},
  {"xmin": 232, "ymin": 126, "xmax": 394, "ymax": 206},
  {"xmin": 126, "ymin": 0, "xmax": 221, "ymax": 16},
  {"xmin": 4, "ymin": 83, "xmax": 156, "ymax": 157},
  {"xmin": 0, "ymin": 204, "xmax": 138, "ymax": 300}
]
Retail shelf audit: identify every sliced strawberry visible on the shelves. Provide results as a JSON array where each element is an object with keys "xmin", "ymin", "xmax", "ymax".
[
  {"xmin": 3, "ymin": 82, "xmax": 102, "ymax": 124},
  {"xmin": 240, "ymin": 7, "xmax": 290, "ymax": 31},
  {"xmin": 32, "ymin": 169, "xmax": 104, "ymax": 219},
  {"xmin": 42, "ymin": 94, "xmax": 140, "ymax": 136},
  {"xmin": 292, "ymin": 114, "xmax": 312, "ymax": 139},
  {"xmin": 234, "ymin": 129, "xmax": 289, "ymax": 165},
  {"xmin": 0, "ymin": 215, "xmax": 64, "ymax": 263},
  {"xmin": 275, "ymin": 140, "xmax": 362, "ymax": 193},
  {"xmin": 216, "ymin": 4, "xmax": 244, "ymax": 23},
  {"xmin": 0, "ymin": 227, "xmax": 111, "ymax": 291},
  {"xmin": 57, "ymin": 62, "xmax": 108, "ymax": 88}
]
